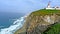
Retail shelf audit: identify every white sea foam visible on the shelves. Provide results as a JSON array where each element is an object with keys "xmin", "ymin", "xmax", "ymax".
[{"xmin": 0, "ymin": 16, "xmax": 26, "ymax": 34}]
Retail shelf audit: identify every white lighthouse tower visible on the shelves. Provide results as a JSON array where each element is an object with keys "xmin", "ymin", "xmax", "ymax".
[
  {"xmin": 46, "ymin": 1, "xmax": 55, "ymax": 9},
  {"xmin": 47, "ymin": 1, "xmax": 51, "ymax": 8}
]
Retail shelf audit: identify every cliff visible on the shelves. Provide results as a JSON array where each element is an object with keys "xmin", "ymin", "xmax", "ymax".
[{"xmin": 14, "ymin": 9, "xmax": 60, "ymax": 34}]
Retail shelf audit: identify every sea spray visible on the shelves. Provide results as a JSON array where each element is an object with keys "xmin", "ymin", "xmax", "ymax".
[{"xmin": 0, "ymin": 16, "xmax": 26, "ymax": 34}]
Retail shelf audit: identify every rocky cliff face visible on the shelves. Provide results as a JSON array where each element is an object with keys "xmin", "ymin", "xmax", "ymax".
[
  {"xmin": 26, "ymin": 14, "xmax": 60, "ymax": 34},
  {"xmin": 14, "ymin": 9, "xmax": 60, "ymax": 34}
]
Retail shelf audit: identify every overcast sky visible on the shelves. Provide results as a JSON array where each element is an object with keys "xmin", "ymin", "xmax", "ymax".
[{"xmin": 0, "ymin": 0, "xmax": 60, "ymax": 13}]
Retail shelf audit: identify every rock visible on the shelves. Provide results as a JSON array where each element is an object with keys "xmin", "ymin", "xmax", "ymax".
[{"xmin": 14, "ymin": 9, "xmax": 60, "ymax": 34}]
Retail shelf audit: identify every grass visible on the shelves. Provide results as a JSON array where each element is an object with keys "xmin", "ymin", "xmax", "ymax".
[
  {"xmin": 43, "ymin": 23, "xmax": 60, "ymax": 34},
  {"xmin": 31, "ymin": 9, "xmax": 60, "ymax": 16}
]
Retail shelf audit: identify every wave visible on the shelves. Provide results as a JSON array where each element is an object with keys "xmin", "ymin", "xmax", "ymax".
[{"xmin": 0, "ymin": 16, "xmax": 26, "ymax": 34}]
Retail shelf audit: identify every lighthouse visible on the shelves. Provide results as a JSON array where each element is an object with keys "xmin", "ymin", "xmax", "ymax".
[
  {"xmin": 45, "ymin": 1, "xmax": 60, "ymax": 10},
  {"xmin": 47, "ymin": 1, "xmax": 51, "ymax": 8},
  {"xmin": 46, "ymin": 1, "xmax": 55, "ymax": 9}
]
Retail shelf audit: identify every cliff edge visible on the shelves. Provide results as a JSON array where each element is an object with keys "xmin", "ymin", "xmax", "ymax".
[{"xmin": 14, "ymin": 9, "xmax": 60, "ymax": 34}]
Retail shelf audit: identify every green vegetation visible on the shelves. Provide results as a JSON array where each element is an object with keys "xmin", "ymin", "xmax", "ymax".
[
  {"xmin": 31, "ymin": 9, "xmax": 60, "ymax": 16},
  {"xmin": 43, "ymin": 23, "xmax": 60, "ymax": 34},
  {"xmin": 14, "ymin": 9, "xmax": 60, "ymax": 34}
]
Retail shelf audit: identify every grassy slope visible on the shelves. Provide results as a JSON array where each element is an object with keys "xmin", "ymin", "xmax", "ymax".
[
  {"xmin": 31, "ymin": 9, "xmax": 60, "ymax": 16},
  {"xmin": 43, "ymin": 23, "xmax": 60, "ymax": 34}
]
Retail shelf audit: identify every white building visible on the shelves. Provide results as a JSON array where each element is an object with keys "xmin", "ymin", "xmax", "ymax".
[
  {"xmin": 46, "ymin": 1, "xmax": 55, "ymax": 10},
  {"xmin": 45, "ymin": 1, "xmax": 60, "ymax": 10},
  {"xmin": 55, "ymin": 6, "xmax": 60, "ymax": 10}
]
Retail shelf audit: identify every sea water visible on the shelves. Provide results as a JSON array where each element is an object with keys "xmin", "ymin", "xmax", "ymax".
[{"xmin": 0, "ymin": 12, "xmax": 25, "ymax": 34}]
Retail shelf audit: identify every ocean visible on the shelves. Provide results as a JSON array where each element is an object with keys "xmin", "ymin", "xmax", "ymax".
[{"xmin": 0, "ymin": 12, "xmax": 25, "ymax": 34}]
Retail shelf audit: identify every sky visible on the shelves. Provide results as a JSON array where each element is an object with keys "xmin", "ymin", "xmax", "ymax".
[{"xmin": 0, "ymin": 0, "xmax": 60, "ymax": 13}]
